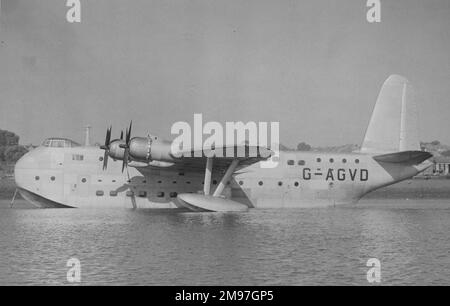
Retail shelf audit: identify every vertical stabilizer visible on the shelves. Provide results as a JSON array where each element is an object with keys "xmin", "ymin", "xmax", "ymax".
[{"xmin": 361, "ymin": 75, "xmax": 420, "ymax": 153}]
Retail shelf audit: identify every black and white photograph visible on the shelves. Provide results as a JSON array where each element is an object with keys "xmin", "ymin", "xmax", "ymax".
[{"xmin": 0, "ymin": 0, "xmax": 449, "ymax": 292}]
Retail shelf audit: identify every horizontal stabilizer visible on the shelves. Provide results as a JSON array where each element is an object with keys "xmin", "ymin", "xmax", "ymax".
[{"xmin": 373, "ymin": 150, "xmax": 432, "ymax": 165}]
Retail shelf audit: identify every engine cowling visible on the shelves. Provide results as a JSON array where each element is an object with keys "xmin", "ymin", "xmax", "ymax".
[
  {"xmin": 108, "ymin": 139, "xmax": 126, "ymax": 160},
  {"xmin": 128, "ymin": 137, "xmax": 176, "ymax": 163}
]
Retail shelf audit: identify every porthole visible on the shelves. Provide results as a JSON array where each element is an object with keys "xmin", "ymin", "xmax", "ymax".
[
  {"xmin": 96, "ymin": 190, "xmax": 104, "ymax": 196},
  {"xmin": 35, "ymin": 176, "xmax": 40, "ymax": 181},
  {"xmin": 278, "ymin": 181, "xmax": 283, "ymax": 186},
  {"xmin": 99, "ymin": 156, "xmax": 103, "ymax": 162},
  {"xmin": 50, "ymin": 176, "xmax": 55, "ymax": 181},
  {"xmin": 109, "ymin": 191, "xmax": 118, "ymax": 197},
  {"xmin": 294, "ymin": 181, "xmax": 299, "ymax": 187},
  {"xmin": 138, "ymin": 191, "xmax": 147, "ymax": 197},
  {"xmin": 172, "ymin": 181, "xmax": 177, "ymax": 184},
  {"xmin": 157, "ymin": 180, "xmax": 162, "ymax": 184},
  {"xmin": 287, "ymin": 160, "xmax": 295, "ymax": 166},
  {"xmin": 81, "ymin": 178, "xmax": 87, "ymax": 183},
  {"xmin": 186, "ymin": 181, "xmax": 191, "ymax": 184},
  {"xmin": 126, "ymin": 191, "xmax": 134, "ymax": 197},
  {"xmin": 142, "ymin": 180, "xmax": 146, "ymax": 184},
  {"xmin": 316, "ymin": 158, "xmax": 321, "ymax": 162},
  {"xmin": 258, "ymin": 181, "xmax": 263, "ymax": 186},
  {"xmin": 239, "ymin": 181, "xmax": 244, "ymax": 186},
  {"xmin": 342, "ymin": 158, "xmax": 347, "ymax": 163},
  {"xmin": 170, "ymin": 192, "xmax": 178, "ymax": 198},
  {"xmin": 355, "ymin": 159, "xmax": 360, "ymax": 164},
  {"xmin": 298, "ymin": 160, "xmax": 305, "ymax": 166},
  {"xmin": 178, "ymin": 172, "xmax": 185, "ymax": 176},
  {"xmin": 157, "ymin": 192, "xmax": 165, "ymax": 198},
  {"xmin": 329, "ymin": 158, "xmax": 334, "ymax": 163}
]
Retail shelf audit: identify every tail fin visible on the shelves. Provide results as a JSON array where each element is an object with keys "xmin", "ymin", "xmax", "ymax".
[{"xmin": 361, "ymin": 75, "xmax": 420, "ymax": 154}]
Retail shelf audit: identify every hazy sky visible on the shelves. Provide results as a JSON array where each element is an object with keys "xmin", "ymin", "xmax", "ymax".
[{"xmin": 0, "ymin": 0, "xmax": 449, "ymax": 147}]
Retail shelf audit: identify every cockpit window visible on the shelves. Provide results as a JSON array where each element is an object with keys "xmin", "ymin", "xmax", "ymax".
[{"xmin": 41, "ymin": 138, "xmax": 81, "ymax": 148}]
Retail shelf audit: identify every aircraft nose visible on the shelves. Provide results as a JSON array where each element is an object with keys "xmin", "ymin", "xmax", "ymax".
[{"xmin": 14, "ymin": 150, "xmax": 37, "ymax": 189}]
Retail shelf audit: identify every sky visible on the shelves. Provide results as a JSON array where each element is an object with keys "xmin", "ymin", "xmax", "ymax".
[{"xmin": 0, "ymin": 0, "xmax": 449, "ymax": 147}]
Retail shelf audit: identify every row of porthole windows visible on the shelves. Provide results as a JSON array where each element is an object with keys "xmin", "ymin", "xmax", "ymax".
[
  {"xmin": 34, "ymin": 176, "xmax": 178, "ymax": 198},
  {"xmin": 287, "ymin": 158, "xmax": 359, "ymax": 165},
  {"xmin": 35, "ymin": 176, "xmax": 57, "ymax": 181},
  {"xmin": 96, "ymin": 190, "xmax": 178, "ymax": 198},
  {"xmin": 238, "ymin": 180, "xmax": 300, "ymax": 187},
  {"xmin": 37, "ymin": 175, "xmax": 299, "ymax": 189},
  {"xmin": 97, "ymin": 155, "xmax": 360, "ymax": 166},
  {"xmin": 34, "ymin": 176, "xmax": 201, "ymax": 186}
]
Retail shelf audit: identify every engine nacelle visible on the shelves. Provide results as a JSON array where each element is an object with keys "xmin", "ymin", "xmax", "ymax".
[
  {"xmin": 108, "ymin": 139, "xmax": 126, "ymax": 160},
  {"xmin": 128, "ymin": 137, "xmax": 176, "ymax": 162}
]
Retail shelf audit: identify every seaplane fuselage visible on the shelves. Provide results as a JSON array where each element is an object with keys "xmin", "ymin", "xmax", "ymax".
[{"xmin": 13, "ymin": 141, "xmax": 430, "ymax": 209}]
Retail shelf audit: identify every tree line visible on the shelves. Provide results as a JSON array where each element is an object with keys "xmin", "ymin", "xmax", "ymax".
[{"xmin": 0, "ymin": 130, "xmax": 28, "ymax": 163}]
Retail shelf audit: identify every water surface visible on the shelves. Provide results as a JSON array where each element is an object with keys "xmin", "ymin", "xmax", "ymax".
[{"xmin": 0, "ymin": 199, "xmax": 449, "ymax": 285}]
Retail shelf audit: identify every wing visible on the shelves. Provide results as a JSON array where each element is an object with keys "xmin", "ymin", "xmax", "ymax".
[{"xmin": 132, "ymin": 144, "xmax": 272, "ymax": 174}]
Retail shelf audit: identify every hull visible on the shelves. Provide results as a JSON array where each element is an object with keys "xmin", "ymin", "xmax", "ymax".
[{"xmin": 18, "ymin": 188, "xmax": 73, "ymax": 208}]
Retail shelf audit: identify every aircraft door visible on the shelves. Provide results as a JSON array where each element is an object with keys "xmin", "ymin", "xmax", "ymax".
[{"xmin": 75, "ymin": 175, "xmax": 91, "ymax": 197}]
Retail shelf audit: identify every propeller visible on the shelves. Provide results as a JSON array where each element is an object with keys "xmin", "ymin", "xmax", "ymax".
[
  {"xmin": 121, "ymin": 126, "xmax": 136, "ymax": 209},
  {"xmin": 100, "ymin": 126, "xmax": 112, "ymax": 170},
  {"xmin": 119, "ymin": 121, "xmax": 132, "ymax": 173}
]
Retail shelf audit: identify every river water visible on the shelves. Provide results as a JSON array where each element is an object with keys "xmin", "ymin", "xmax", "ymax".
[{"xmin": 0, "ymin": 198, "xmax": 449, "ymax": 285}]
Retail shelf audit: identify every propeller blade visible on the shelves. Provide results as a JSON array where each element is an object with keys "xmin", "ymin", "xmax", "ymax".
[
  {"xmin": 121, "ymin": 121, "xmax": 133, "ymax": 173},
  {"xmin": 101, "ymin": 125, "xmax": 112, "ymax": 170},
  {"xmin": 120, "ymin": 130, "xmax": 124, "ymax": 140},
  {"xmin": 102, "ymin": 150, "xmax": 109, "ymax": 170},
  {"xmin": 107, "ymin": 126, "xmax": 112, "ymax": 145},
  {"xmin": 122, "ymin": 148, "xmax": 129, "ymax": 173},
  {"xmin": 126, "ymin": 121, "xmax": 132, "ymax": 145}
]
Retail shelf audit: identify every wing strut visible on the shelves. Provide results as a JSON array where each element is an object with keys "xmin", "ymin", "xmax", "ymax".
[
  {"xmin": 203, "ymin": 157, "xmax": 239, "ymax": 197},
  {"xmin": 213, "ymin": 159, "xmax": 239, "ymax": 197},
  {"xmin": 177, "ymin": 157, "xmax": 247, "ymax": 212},
  {"xmin": 204, "ymin": 157, "xmax": 213, "ymax": 195}
]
